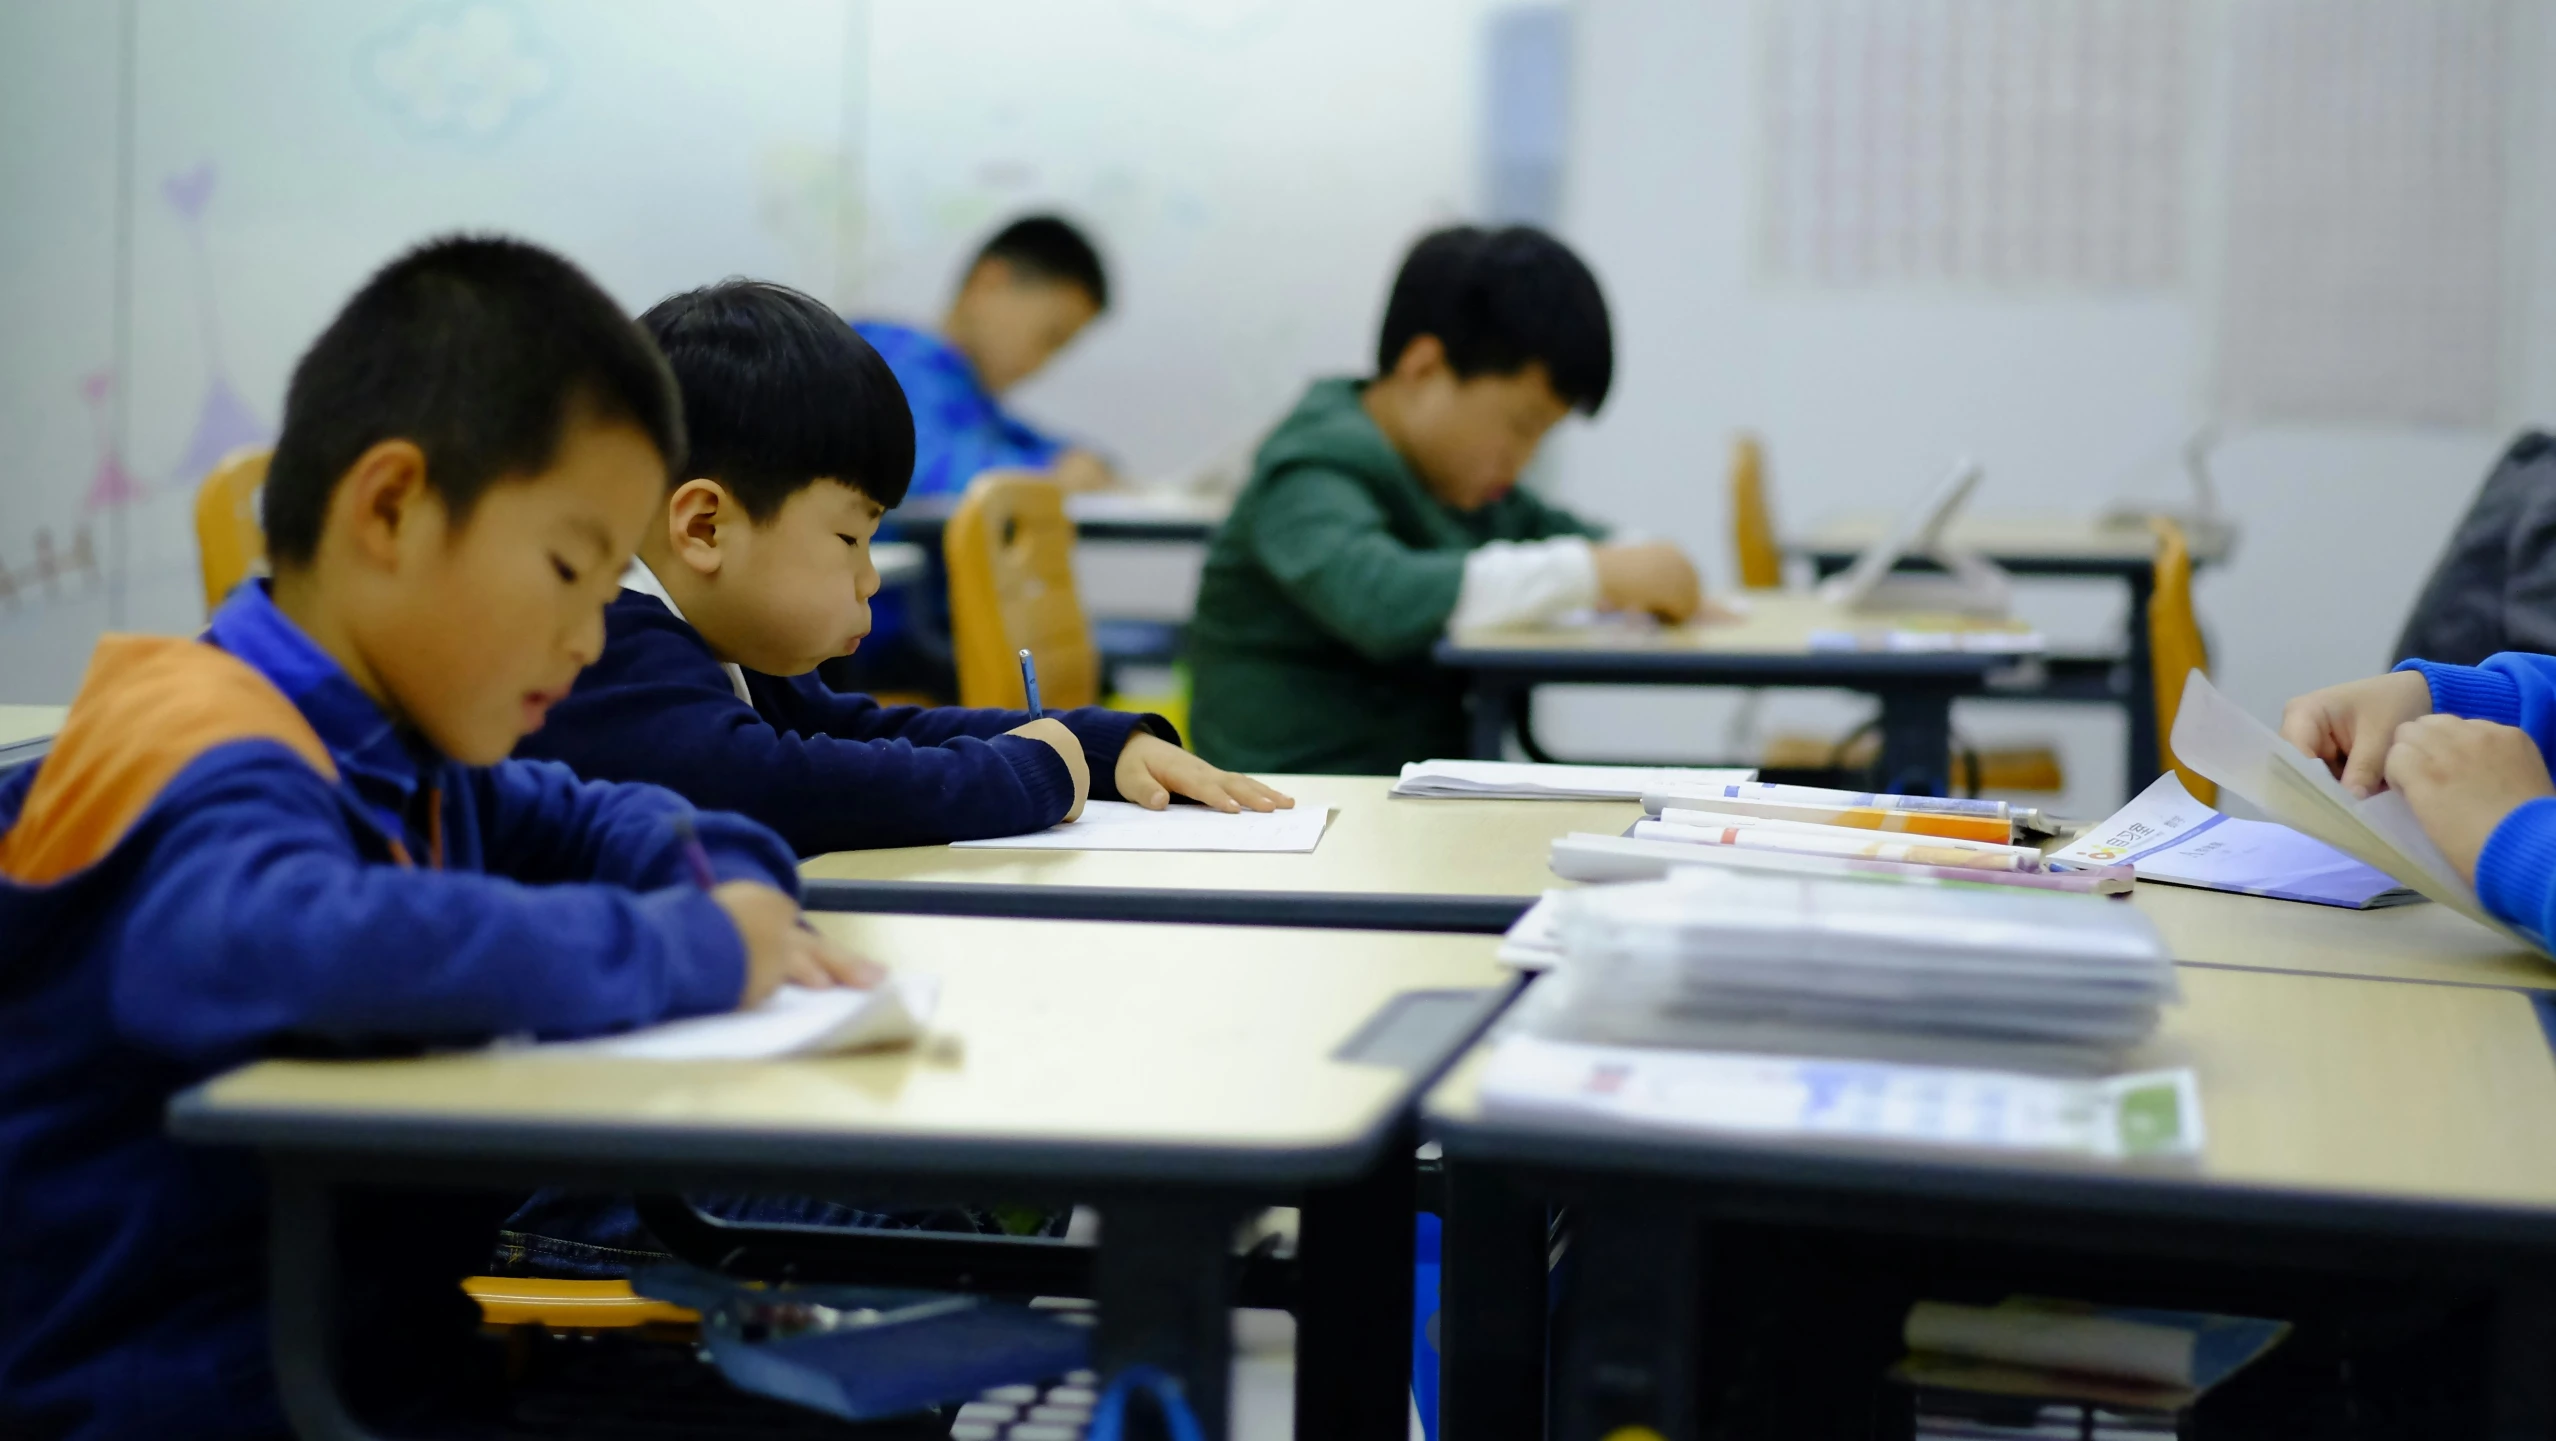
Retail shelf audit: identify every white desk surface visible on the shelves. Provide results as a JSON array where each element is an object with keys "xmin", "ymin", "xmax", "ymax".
[
  {"xmin": 2131, "ymin": 879, "xmax": 2555, "ymax": 991},
  {"xmin": 0, "ymin": 705, "xmax": 65, "ymax": 748},
  {"xmin": 1430, "ymin": 963, "xmax": 2556, "ymax": 1214},
  {"xmin": 1443, "ymin": 593, "xmax": 2040, "ymax": 660},
  {"xmin": 1794, "ymin": 511, "xmax": 2236, "ymax": 566},
  {"xmin": 182, "ymin": 913, "xmax": 1508, "ymax": 1162},
  {"xmin": 800, "ymin": 774, "xmax": 1636, "ymax": 900}
]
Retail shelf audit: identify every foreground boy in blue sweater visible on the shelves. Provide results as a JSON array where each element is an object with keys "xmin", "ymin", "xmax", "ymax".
[
  {"xmin": 2283, "ymin": 655, "xmax": 2556, "ymax": 944},
  {"xmin": 516, "ymin": 279, "xmax": 1286, "ymax": 854},
  {"xmin": 0, "ymin": 238, "xmax": 868, "ymax": 1438}
]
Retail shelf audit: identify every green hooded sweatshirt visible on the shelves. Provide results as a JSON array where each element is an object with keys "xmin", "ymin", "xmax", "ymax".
[{"xmin": 1187, "ymin": 378, "xmax": 1606, "ymax": 774}]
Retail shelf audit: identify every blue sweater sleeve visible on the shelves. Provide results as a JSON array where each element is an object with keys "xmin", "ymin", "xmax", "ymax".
[
  {"xmin": 463, "ymin": 758, "xmax": 801, "ymax": 895},
  {"xmin": 2397, "ymin": 652, "xmax": 2556, "ymax": 944},
  {"xmin": 757, "ymin": 674, "xmax": 1178, "ymax": 805},
  {"xmin": 103, "ymin": 746, "xmax": 748, "ymax": 1065},
  {"xmin": 520, "ymin": 598, "xmax": 1086, "ymax": 856}
]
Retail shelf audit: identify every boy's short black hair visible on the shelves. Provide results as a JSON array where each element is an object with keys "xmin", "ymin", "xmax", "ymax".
[
  {"xmin": 639, "ymin": 280, "xmax": 916, "ymax": 515},
  {"xmin": 263, "ymin": 235, "xmax": 684, "ymax": 568},
  {"xmin": 1376, "ymin": 225, "xmax": 1613, "ymax": 413},
  {"xmin": 970, "ymin": 214, "xmax": 1109, "ymax": 311}
]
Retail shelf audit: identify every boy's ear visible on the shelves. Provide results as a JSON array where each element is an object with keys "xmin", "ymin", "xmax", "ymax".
[
  {"xmin": 334, "ymin": 439, "xmax": 433, "ymax": 573},
  {"xmin": 1387, "ymin": 333, "xmax": 1449, "ymax": 384},
  {"xmin": 666, "ymin": 478, "xmax": 735, "ymax": 577}
]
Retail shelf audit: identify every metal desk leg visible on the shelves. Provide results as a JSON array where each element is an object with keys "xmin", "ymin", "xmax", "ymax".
[
  {"xmin": 1467, "ymin": 677, "xmax": 1514, "ymax": 760},
  {"xmin": 2124, "ymin": 569, "xmax": 2161, "ymax": 798},
  {"xmin": 267, "ymin": 1165, "xmax": 389, "ymax": 1441},
  {"xmin": 2489, "ymin": 1276, "xmax": 2556, "ymax": 1441},
  {"xmin": 1096, "ymin": 1195, "xmax": 1243, "ymax": 1439},
  {"xmin": 1296, "ymin": 1131, "xmax": 1419, "ymax": 1441},
  {"xmin": 1876, "ymin": 687, "xmax": 1956, "ymax": 797},
  {"xmin": 1550, "ymin": 1201, "xmax": 1699, "ymax": 1441},
  {"xmin": 1438, "ymin": 1161, "xmax": 1548, "ymax": 1441}
]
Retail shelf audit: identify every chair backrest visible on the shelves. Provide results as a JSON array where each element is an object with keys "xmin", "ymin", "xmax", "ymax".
[
  {"xmin": 942, "ymin": 471, "xmax": 1099, "ymax": 710},
  {"xmin": 1730, "ymin": 433, "xmax": 1784, "ymax": 590},
  {"xmin": 2148, "ymin": 516, "xmax": 2216, "ymax": 806},
  {"xmin": 195, "ymin": 448, "xmax": 271, "ymax": 617}
]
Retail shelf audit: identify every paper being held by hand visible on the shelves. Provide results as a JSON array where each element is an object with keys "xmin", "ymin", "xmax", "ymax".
[
  {"xmin": 519, "ymin": 977, "xmax": 941, "ymax": 1061},
  {"xmin": 2167, "ymin": 671, "xmax": 2527, "ymax": 945},
  {"xmin": 951, "ymin": 799, "xmax": 1333, "ymax": 852}
]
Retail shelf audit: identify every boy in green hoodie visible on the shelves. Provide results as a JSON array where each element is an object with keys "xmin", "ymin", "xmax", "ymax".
[{"xmin": 1187, "ymin": 225, "xmax": 1708, "ymax": 774}]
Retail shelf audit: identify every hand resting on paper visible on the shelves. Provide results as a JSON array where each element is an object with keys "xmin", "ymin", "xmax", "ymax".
[
  {"xmin": 2382, "ymin": 715, "xmax": 2556, "ymax": 886},
  {"xmin": 1592, "ymin": 542, "xmax": 1741, "ymax": 626},
  {"xmin": 1004, "ymin": 716, "xmax": 1091, "ymax": 821},
  {"xmin": 2279, "ymin": 670, "xmax": 2433, "ymax": 797},
  {"xmin": 1114, "ymin": 731, "xmax": 1296, "ymax": 814},
  {"xmin": 714, "ymin": 881, "xmax": 882, "ymax": 1006}
]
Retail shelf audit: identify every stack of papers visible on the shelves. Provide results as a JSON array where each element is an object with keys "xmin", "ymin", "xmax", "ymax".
[
  {"xmin": 1532, "ymin": 868, "xmax": 2176, "ymax": 1071},
  {"xmin": 1642, "ymin": 781, "xmax": 2017, "ymax": 843},
  {"xmin": 2167, "ymin": 672, "xmax": 2529, "ymax": 946},
  {"xmin": 2050, "ymin": 773, "xmax": 2418, "ymax": 910},
  {"xmin": 515, "ymin": 977, "xmax": 940, "ymax": 1061},
  {"xmin": 1478, "ymin": 1033, "xmax": 2201, "ymax": 1161},
  {"xmin": 1497, "ymin": 892, "xmax": 1568, "ymax": 970},
  {"xmin": 1392, "ymin": 760, "xmax": 1756, "ymax": 801},
  {"xmin": 951, "ymin": 800, "xmax": 1332, "ymax": 853},
  {"xmin": 1807, "ymin": 628, "xmax": 2046, "ymax": 654}
]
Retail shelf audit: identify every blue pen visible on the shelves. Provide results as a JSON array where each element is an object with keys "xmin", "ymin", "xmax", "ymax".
[
  {"xmin": 670, "ymin": 811, "xmax": 720, "ymax": 891},
  {"xmin": 1018, "ymin": 648, "xmax": 1044, "ymax": 718}
]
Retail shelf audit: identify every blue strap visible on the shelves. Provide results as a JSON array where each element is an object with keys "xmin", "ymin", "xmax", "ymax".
[{"xmin": 1086, "ymin": 1364, "xmax": 1207, "ymax": 1441}]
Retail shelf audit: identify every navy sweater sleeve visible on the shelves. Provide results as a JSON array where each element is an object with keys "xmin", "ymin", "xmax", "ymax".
[
  {"xmin": 465, "ymin": 756, "xmax": 801, "ymax": 896},
  {"xmin": 102, "ymin": 744, "xmax": 750, "ymax": 1066},
  {"xmin": 518, "ymin": 594, "xmax": 1160, "ymax": 856},
  {"xmin": 751, "ymin": 667, "xmax": 1178, "ymax": 802}
]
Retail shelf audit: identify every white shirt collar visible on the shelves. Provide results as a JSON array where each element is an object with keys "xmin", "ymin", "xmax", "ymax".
[{"xmin": 622, "ymin": 557, "xmax": 752, "ymax": 705}]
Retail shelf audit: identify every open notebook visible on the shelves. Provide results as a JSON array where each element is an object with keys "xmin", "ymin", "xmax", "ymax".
[{"xmin": 2168, "ymin": 671, "xmax": 2532, "ymax": 947}]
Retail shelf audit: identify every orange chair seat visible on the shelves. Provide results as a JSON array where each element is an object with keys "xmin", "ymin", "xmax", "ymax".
[{"xmin": 462, "ymin": 1275, "xmax": 698, "ymax": 1331}]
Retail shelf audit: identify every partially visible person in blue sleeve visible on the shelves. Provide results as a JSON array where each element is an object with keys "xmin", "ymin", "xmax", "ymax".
[
  {"xmin": 851, "ymin": 213, "xmax": 1119, "ymax": 501},
  {"xmin": 2283, "ymin": 653, "xmax": 2556, "ymax": 945}
]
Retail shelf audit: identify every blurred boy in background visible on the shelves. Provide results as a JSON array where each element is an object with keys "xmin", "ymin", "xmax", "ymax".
[{"xmin": 1186, "ymin": 224, "xmax": 1714, "ymax": 774}]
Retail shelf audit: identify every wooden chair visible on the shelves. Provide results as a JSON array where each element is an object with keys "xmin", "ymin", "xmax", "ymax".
[
  {"xmin": 1730, "ymin": 434, "xmax": 1785, "ymax": 590},
  {"xmin": 943, "ymin": 472, "xmax": 1101, "ymax": 711},
  {"xmin": 194, "ymin": 448, "xmax": 271, "ymax": 617},
  {"xmin": 2148, "ymin": 516, "xmax": 2216, "ymax": 806},
  {"xmin": 462, "ymin": 1276, "xmax": 696, "ymax": 1333}
]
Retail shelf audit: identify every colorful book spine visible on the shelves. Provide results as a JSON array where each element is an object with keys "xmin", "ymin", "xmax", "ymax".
[
  {"xmin": 1648, "ymin": 791, "xmax": 2015, "ymax": 844},
  {"xmin": 1657, "ymin": 807, "xmax": 2039, "ymax": 862},
  {"xmin": 1633, "ymin": 818, "xmax": 2032, "ymax": 872},
  {"xmin": 1687, "ymin": 780, "xmax": 2009, "ymax": 820}
]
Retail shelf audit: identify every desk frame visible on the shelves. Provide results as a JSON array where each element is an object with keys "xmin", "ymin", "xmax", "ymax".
[
  {"xmin": 174, "ymin": 979, "xmax": 1520, "ymax": 1441},
  {"xmin": 800, "ymin": 876, "xmax": 1534, "ymax": 933},
  {"xmin": 1432, "ymin": 1112, "xmax": 2556, "ymax": 1441},
  {"xmin": 1433, "ymin": 642, "xmax": 2004, "ymax": 798}
]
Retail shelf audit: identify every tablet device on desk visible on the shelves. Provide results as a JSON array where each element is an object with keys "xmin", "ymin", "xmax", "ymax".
[{"xmin": 1816, "ymin": 458, "xmax": 2012, "ymax": 616}]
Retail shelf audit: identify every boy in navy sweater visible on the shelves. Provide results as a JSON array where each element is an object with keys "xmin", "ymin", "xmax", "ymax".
[
  {"xmin": 2285, "ymin": 655, "xmax": 2556, "ymax": 946},
  {"xmin": 515, "ymin": 279, "xmax": 1287, "ymax": 854},
  {"xmin": 0, "ymin": 238, "xmax": 868, "ymax": 1439}
]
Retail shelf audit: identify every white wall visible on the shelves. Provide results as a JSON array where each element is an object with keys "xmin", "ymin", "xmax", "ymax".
[{"xmin": 1535, "ymin": 0, "xmax": 2548, "ymax": 814}]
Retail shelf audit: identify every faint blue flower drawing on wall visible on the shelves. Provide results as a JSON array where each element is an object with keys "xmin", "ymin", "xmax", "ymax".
[{"xmin": 358, "ymin": 2, "xmax": 561, "ymax": 144}]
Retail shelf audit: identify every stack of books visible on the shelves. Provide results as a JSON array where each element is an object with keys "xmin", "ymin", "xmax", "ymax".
[
  {"xmin": 1526, "ymin": 867, "xmax": 2177, "ymax": 1074},
  {"xmin": 1897, "ymin": 1297, "xmax": 2289, "ymax": 1438}
]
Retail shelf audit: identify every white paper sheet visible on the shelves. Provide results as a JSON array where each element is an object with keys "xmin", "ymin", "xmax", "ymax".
[
  {"xmin": 1497, "ymin": 891, "xmax": 1568, "ymax": 970},
  {"xmin": 1394, "ymin": 760, "xmax": 1757, "ymax": 800},
  {"xmin": 522, "ymin": 977, "xmax": 940, "ymax": 1061},
  {"xmin": 2166, "ymin": 671, "xmax": 2526, "ymax": 944},
  {"xmin": 949, "ymin": 800, "xmax": 1333, "ymax": 852}
]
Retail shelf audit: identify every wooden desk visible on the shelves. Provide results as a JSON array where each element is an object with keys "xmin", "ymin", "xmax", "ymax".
[
  {"xmin": 1434, "ymin": 594, "xmax": 2041, "ymax": 796},
  {"xmin": 2134, "ymin": 879, "xmax": 2556, "ymax": 992},
  {"xmin": 1795, "ymin": 512, "xmax": 2237, "ymax": 799},
  {"xmin": 174, "ymin": 914, "xmax": 1511, "ymax": 1441},
  {"xmin": 1427, "ymin": 966, "xmax": 2556, "ymax": 1439},
  {"xmin": 799, "ymin": 774, "xmax": 1638, "ymax": 931},
  {"xmin": 0, "ymin": 703, "xmax": 64, "ymax": 771}
]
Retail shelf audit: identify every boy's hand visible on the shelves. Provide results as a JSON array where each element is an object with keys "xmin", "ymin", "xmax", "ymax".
[
  {"xmin": 1005, "ymin": 716, "xmax": 1091, "ymax": 821},
  {"xmin": 1594, "ymin": 542, "xmax": 1705, "ymax": 623},
  {"xmin": 2280, "ymin": 670, "xmax": 2433, "ymax": 797},
  {"xmin": 1114, "ymin": 731, "xmax": 1296, "ymax": 813},
  {"xmin": 714, "ymin": 881, "xmax": 881, "ymax": 1006},
  {"xmin": 2381, "ymin": 715, "xmax": 2556, "ymax": 885},
  {"xmin": 1050, "ymin": 450, "xmax": 1120, "ymax": 494}
]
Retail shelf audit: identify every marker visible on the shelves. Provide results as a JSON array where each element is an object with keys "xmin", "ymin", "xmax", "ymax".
[
  {"xmin": 670, "ymin": 811, "xmax": 719, "ymax": 891},
  {"xmin": 1018, "ymin": 648, "xmax": 1043, "ymax": 718}
]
